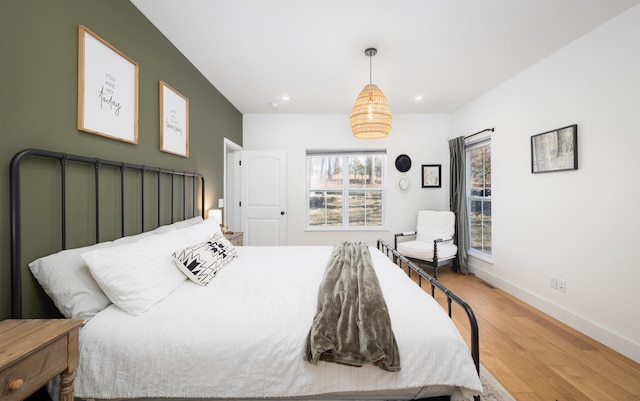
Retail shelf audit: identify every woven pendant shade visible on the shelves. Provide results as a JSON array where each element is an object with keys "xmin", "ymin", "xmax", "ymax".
[
  {"xmin": 350, "ymin": 84, "xmax": 392, "ymax": 139},
  {"xmin": 350, "ymin": 48, "xmax": 391, "ymax": 139}
]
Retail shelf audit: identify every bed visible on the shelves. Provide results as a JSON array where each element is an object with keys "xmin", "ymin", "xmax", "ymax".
[{"xmin": 9, "ymin": 149, "xmax": 482, "ymax": 401}]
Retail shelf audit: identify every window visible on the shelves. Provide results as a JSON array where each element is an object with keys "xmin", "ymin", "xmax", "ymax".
[
  {"xmin": 466, "ymin": 139, "xmax": 492, "ymax": 256},
  {"xmin": 307, "ymin": 150, "xmax": 385, "ymax": 229}
]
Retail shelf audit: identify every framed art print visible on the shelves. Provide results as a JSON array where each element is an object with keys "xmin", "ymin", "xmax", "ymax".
[
  {"xmin": 422, "ymin": 164, "xmax": 441, "ymax": 188},
  {"xmin": 531, "ymin": 124, "xmax": 577, "ymax": 173},
  {"xmin": 159, "ymin": 81, "xmax": 189, "ymax": 157},
  {"xmin": 77, "ymin": 25, "xmax": 138, "ymax": 143}
]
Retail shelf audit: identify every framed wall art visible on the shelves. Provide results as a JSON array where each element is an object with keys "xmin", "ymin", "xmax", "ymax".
[
  {"xmin": 421, "ymin": 164, "xmax": 441, "ymax": 188},
  {"xmin": 531, "ymin": 124, "xmax": 577, "ymax": 173},
  {"xmin": 77, "ymin": 25, "xmax": 138, "ymax": 143},
  {"xmin": 159, "ymin": 81, "xmax": 189, "ymax": 157}
]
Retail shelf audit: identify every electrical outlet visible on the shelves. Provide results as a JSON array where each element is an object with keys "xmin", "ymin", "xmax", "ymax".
[
  {"xmin": 558, "ymin": 279, "xmax": 566, "ymax": 293},
  {"xmin": 550, "ymin": 276, "xmax": 557, "ymax": 289},
  {"xmin": 218, "ymin": 198, "xmax": 224, "ymax": 208}
]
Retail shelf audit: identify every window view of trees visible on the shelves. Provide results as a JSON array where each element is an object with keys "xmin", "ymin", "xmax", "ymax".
[
  {"xmin": 308, "ymin": 156, "xmax": 343, "ymax": 226},
  {"xmin": 307, "ymin": 153, "xmax": 384, "ymax": 228},
  {"xmin": 467, "ymin": 142, "xmax": 492, "ymax": 255}
]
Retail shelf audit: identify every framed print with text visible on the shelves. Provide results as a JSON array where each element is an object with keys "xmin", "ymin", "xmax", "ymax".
[
  {"xmin": 159, "ymin": 81, "xmax": 189, "ymax": 157},
  {"xmin": 77, "ymin": 25, "xmax": 138, "ymax": 143}
]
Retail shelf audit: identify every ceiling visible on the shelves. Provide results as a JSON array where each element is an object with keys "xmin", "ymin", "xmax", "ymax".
[{"xmin": 130, "ymin": 0, "xmax": 639, "ymax": 114}]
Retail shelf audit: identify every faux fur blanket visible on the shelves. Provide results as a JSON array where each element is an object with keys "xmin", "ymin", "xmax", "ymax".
[{"xmin": 303, "ymin": 242, "xmax": 400, "ymax": 372}]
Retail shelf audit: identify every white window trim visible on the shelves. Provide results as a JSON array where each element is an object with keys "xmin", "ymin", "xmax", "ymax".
[
  {"xmin": 468, "ymin": 248, "xmax": 493, "ymax": 263},
  {"xmin": 306, "ymin": 150, "xmax": 387, "ymax": 231},
  {"xmin": 465, "ymin": 138, "xmax": 492, "ymax": 261}
]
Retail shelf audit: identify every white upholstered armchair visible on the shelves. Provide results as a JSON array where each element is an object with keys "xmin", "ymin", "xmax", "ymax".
[{"xmin": 394, "ymin": 210, "xmax": 458, "ymax": 280}]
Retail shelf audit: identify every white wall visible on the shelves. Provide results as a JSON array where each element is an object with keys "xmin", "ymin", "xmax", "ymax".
[
  {"xmin": 243, "ymin": 114, "xmax": 451, "ymax": 246},
  {"xmin": 451, "ymin": 5, "xmax": 640, "ymax": 362}
]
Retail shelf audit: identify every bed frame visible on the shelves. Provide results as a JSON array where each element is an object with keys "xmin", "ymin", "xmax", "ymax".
[
  {"xmin": 9, "ymin": 148, "xmax": 205, "ymax": 319},
  {"xmin": 8, "ymin": 148, "xmax": 480, "ymax": 401}
]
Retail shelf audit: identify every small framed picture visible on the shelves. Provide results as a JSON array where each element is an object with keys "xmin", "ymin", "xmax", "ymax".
[
  {"xmin": 159, "ymin": 81, "xmax": 189, "ymax": 157},
  {"xmin": 422, "ymin": 164, "xmax": 441, "ymax": 188},
  {"xmin": 531, "ymin": 124, "xmax": 577, "ymax": 173}
]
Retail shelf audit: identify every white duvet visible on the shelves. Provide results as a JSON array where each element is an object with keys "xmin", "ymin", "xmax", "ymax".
[{"xmin": 76, "ymin": 246, "xmax": 482, "ymax": 400}]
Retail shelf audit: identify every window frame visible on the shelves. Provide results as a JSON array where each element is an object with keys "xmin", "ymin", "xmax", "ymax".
[
  {"xmin": 306, "ymin": 150, "xmax": 387, "ymax": 231},
  {"xmin": 465, "ymin": 138, "xmax": 492, "ymax": 261}
]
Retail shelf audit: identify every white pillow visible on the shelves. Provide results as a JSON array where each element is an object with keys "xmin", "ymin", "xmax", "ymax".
[
  {"xmin": 27, "ymin": 217, "xmax": 212, "ymax": 319},
  {"xmin": 180, "ymin": 215, "xmax": 222, "ymax": 240},
  {"xmin": 81, "ymin": 217, "xmax": 221, "ymax": 315},
  {"xmin": 173, "ymin": 232, "xmax": 238, "ymax": 285},
  {"xmin": 28, "ymin": 230, "xmax": 157, "ymax": 320},
  {"xmin": 152, "ymin": 215, "xmax": 203, "ymax": 234}
]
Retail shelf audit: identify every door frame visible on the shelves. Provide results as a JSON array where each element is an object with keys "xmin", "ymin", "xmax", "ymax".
[{"xmin": 223, "ymin": 138, "xmax": 242, "ymax": 231}]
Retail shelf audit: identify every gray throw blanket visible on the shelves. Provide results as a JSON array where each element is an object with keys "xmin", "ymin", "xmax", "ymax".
[{"xmin": 303, "ymin": 242, "xmax": 400, "ymax": 372}]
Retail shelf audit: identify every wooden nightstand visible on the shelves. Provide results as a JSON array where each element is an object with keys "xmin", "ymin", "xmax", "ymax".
[
  {"xmin": 0, "ymin": 319, "xmax": 83, "ymax": 401},
  {"xmin": 224, "ymin": 231, "xmax": 243, "ymax": 246}
]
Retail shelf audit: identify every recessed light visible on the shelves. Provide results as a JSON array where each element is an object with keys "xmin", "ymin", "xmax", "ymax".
[
  {"xmin": 280, "ymin": 95, "xmax": 290, "ymax": 101},
  {"xmin": 414, "ymin": 95, "xmax": 424, "ymax": 101}
]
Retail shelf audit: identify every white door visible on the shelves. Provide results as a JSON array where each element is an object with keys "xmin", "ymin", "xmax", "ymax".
[{"xmin": 240, "ymin": 151, "xmax": 287, "ymax": 246}]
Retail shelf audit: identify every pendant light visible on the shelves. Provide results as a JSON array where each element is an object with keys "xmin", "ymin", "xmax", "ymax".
[{"xmin": 350, "ymin": 48, "xmax": 392, "ymax": 139}]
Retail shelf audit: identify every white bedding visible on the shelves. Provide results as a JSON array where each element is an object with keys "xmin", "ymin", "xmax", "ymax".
[{"xmin": 76, "ymin": 245, "xmax": 482, "ymax": 400}]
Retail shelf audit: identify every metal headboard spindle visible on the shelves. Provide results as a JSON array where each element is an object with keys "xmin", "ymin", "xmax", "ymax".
[
  {"xmin": 140, "ymin": 167, "xmax": 145, "ymax": 232},
  {"xmin": 60, "ymin": 155, "xmax": 68, "ymax": 249},
  {"xmin": 95, "ymin": 160, "xmax": 101, "ymax": 242},
  {"xmin": 156, "ymin": 170, "xmax": 161, "ymax": 227},
  {"xmin": 9, "ymin": 148, "xmax": 205, "ymax": 319}
]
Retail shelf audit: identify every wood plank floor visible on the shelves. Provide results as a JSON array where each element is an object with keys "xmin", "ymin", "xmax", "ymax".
[{"xmin": 417, "ymin": 268, "xmax": 640, "ymax": 400}]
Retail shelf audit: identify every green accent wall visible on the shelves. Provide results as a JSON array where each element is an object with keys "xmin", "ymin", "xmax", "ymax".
[{"xmin": 0, "ymin": 0, "xmax": 243, "ymax": 319}]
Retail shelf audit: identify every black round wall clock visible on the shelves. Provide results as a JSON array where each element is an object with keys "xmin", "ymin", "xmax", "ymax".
[{"xmin": 395, "ymin": 154, "xmax": 412, "ymax": 172}]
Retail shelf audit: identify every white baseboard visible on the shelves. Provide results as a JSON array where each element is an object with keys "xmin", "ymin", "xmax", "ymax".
[{"xmin": 471, "ymin": 266, "xmax": 640, "ymax": 365}]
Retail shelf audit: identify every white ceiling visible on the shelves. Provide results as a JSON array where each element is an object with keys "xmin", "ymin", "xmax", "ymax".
[{"xmin": 130, "ymin": 0, "xmax": 639, "ymax": 114}]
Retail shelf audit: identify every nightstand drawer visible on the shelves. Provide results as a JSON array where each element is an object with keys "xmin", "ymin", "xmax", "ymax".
[
  {"xmin": 1, "ymin": 337, "xmax": 67, "ymax": 401},
  {"xmin": 0, "ymin": 319, "xmax": 82, "ymax": 401}
]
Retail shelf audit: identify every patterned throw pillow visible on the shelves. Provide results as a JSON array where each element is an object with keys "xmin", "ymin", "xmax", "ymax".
[{"xmin": 173, "ymin": 232, "xmax": 238, "ymax": 285}]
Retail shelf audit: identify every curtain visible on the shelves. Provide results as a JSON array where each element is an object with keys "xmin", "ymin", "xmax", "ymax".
[{"xmin": 448, "ymin": 137, "xmax": 469, "ymax": 274}]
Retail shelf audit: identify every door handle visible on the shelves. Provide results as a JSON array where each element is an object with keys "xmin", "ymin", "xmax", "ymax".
[{"xmin": 280, "ymin": 211, "xmax": 285, "ymax": 215}]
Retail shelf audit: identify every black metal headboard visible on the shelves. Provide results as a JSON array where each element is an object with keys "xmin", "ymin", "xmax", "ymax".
[{"xmin": 9, "ymin": 148, "xmax": 206, "ymax": 318}]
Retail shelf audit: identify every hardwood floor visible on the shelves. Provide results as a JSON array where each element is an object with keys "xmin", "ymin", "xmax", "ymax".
[{"xmin": 416, "ymin": 267, "xmax": 640, "ymax": 401}]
